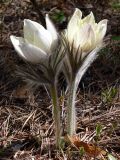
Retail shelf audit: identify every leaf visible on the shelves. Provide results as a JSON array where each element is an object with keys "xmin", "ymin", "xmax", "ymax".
[
  {"xmin": 96, "ymin": 123, "xmax": 102, "ymax": 137},
  {"xmin": 66, "ymin": 135, "xmax": 106, "ymax": 157},
  {"xmin": 51, "ymin": 9, "xmax": 66, "ymax": 23},
  {"xmin": 111, "ymin": 2, "xmax": 120, "ymax": 9},
  {"xmin": 111, "ymin": 36, "xmax": 120, "ymax": 41},
  {"xmin": 59, "ymin": 137, "xmax": 65, "ymax": 149},
  {"xmin": 107, "ymin": 154, "xmax": 117, "ymax": 160},
  {"xmin": 79, "ymin": 147, "xmax": 85, "ymax": 157}
]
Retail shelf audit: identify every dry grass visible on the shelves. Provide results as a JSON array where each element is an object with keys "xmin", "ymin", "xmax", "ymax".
[{"xmin": 0, "ymin": 85, "xmax": 120, "ymax": 159}]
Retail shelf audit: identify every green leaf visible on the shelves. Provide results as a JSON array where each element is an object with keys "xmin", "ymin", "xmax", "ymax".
[
  {"xmin": 111, "ymin": 2, "xmax": 120, "ymax": 9},
  {"xmin": 112, "ymin": 36, "xmax": 120, "ymax": 41},
  {"xmin": 79, "ymin": 147, "xmax": 85, "ymax": 157},
  {"xmin": 59, "ymin": 137, "xmax": 65, "ymax": 149},
  {"xmin": 96, "ymin": 123, "xmax": 102, "ymax": 137},
  {"xmin": 108, "ymin": 154, "xmax": 117, "ymax": 160},
  {"xmin": 52, "ymin": 10, "xmax": 66, "ymax": 23},
  {"xmin": 101, "ymin": 87, "xmax": 117, "ymax": 103}
]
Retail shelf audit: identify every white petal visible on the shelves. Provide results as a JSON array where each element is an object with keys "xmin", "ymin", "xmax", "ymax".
[
  {"xmin": 74, "ymin": 24, "xmax": 95, "ymax": 54},
  {"xmin": 74, "ymin": 24, "xmax": 95, "ymax": 49},
  {"xmin": 45, "ymin": 14, "xmax": 58, "ymax": 51},
  {"xmin": 46, "ymin": 14, "xmax": 58, "ymax": 41},
  {"xmin": 24, "ymin": 19, "xmax": 34, "ymax": 44},
  {"xmin": 10, "ymin": 36, "xmax": 26, "ymax": 59},
  {"xmin": 69, "ymin": 8, "xmax": 82, "ymax": 25},
  {"xmin": 82, "ymin": 12, "xmax": 95, "ymax": 25},
  {"xmin": 98, "ymin": 19, "xmax": 108, "ymax": 27},
  {"xmin": 67, "ymin": 8, "xmax": 82, "ymax": 42},
  {"xmin": 24, "ymin": 19, "xmax": 52, "ymax": 53},
  {"xmin": 96, "ymin": 19, "xmax": 108, "ymax": 42},
  {"xmin": 82, "ymin": 25, "xmax": 95, "ymax": 52},
  {"xmin": 10, "ymin": 35, "xmax": 47, "ymax": 63}
]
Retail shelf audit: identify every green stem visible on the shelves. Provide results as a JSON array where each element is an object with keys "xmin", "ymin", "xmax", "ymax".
[
  {"xmin": 67, "ymin": 79, "xmax": 76, "ymax": 135},
  {"xmin": 50, "ymin": 83, "xmax": 61, "ymax": 148}
]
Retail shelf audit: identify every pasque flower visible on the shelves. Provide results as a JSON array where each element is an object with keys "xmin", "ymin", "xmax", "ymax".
[
  {"xmin": 64, "ymin": 8, "xmax": 108, "ymax": 135},
  {"xmin": 66, "ymin": 8, "xmax": 107, "ymax": 58},
  {"xmin": 10, "ymin": 15, "xmax": 65, "ymax": 148},
  {"xmin": 10, "ymin": 15, "xmax": 58, "ymax": 63}
]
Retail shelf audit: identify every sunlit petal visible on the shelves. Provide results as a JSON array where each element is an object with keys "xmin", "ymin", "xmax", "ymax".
[
  {"xmin": 45, "ymin": 14, "xmax": 58, "ymax": 51},
  {"xmin": 10, "ymin": 35, "xmax": 47, "ymax": 63},
  {"xmin": 82, "ymin": 12, "xmax": 95, "ymax": 25},
  {"xmin": 46, "ymin": 14, "xmax": 58, "ymax": 41},
  {"xmin": 10, "ymin": 36, "xmax": 26, "ymax": 59},
  {"xmin": 81, "ymin": 25, "xmax": 95, "ymax": 52},
  {"xmin": 96, "ymin": 19, "xmax": 108, "ymax": 42},
  {"xmin": 75, "ymin": 24, "xmax": 95, "ymax": 50},
  {"xmin": 67, "ymin": 8, "xmax": 82, "ymax": 42},
  {"xmin": 24, "ymin": 19, "xmax": 52, "ymax": 53}
]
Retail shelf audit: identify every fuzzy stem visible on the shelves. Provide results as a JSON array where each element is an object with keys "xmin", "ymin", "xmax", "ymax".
[
  {"xmin": 50, "ymin": 83, "xmax": 61, "ymax": 148},
  {"xmin": 67, "ymin": 79, "xmax": 76, "ymax": 135}
]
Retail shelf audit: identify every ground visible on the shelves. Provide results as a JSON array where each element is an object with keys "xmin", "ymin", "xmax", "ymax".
[{"xmin": 0, "ymin": 0, "xmax": 120, "ymax": 159}]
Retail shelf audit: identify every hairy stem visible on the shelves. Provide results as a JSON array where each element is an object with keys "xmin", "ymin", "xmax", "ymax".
[
  {"xmin": 67, "ymin": 79, "xmax": 76, "ymax": 135},
  {"xmin": 66, "ymin": 48, "xmax": 100, "ymax": 135},
  {"xmin": 50, "ymin": 83, "xmax": 61, "ymax": 148}
]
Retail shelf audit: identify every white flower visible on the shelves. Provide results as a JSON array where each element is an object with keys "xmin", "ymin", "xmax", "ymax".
[
  {"xmin": 10, "ymin": 15, "xmax": 58, "ymax": 63},
  {"xmin": 64, "ymin": 9, "xmax": 108, "ymax": 136},
  {"xmin": 66, "ymin": 8, "xmax": 108, "ymax": 58}
]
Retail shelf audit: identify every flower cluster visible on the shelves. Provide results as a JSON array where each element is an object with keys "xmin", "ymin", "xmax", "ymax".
[{"xmin": 10, "ymin": 8, "xmax": 107, "ymax": 147}]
